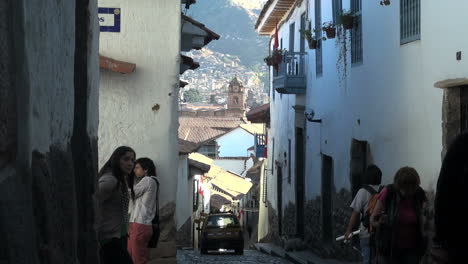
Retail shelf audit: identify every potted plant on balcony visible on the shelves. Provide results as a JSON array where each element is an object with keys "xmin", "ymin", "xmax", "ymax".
[
  {"xmin": 338, "ymin": 10, "xmax": 355, "ymax": 30},
  {"xmin": 380, "ymin": 0, "xmax": 391, "ymax": 6},
  {"xmin": 264, "ymin": 49, "xmax": 284, "ymax": 67},
  {"xmin": 322, "ymin": 22, "xmax": 336, "ymax": 39},
  {"xmin": 264, "ymin": 55, "xmax": 274, "ymax": 66},
  {"xmin": 300, "ymin": 29, "xmax": 318, "ymax": 49}
]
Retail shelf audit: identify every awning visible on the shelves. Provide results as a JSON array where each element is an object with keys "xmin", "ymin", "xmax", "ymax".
[
  {"xmin": 181, "ymin": 14, "xmax": 220, "ymax": 51},
  {"xmin": 180, "ymin": 80, "xmax": 189, "ymax": 88},
  {"xmin": 180, "ymin": 54, "xmax": 200, "ymax": 74},
  {"xmin": 99, "ymin": 55, "xmax": 136, "ymax": 74}
]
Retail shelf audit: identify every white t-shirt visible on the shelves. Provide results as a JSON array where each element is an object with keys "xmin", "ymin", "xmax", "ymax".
[
  {"xmin": 129, "ymin": 176, "xmax": 158, "ymax": 225},
  {"xmin": 350, "ymin": 185, "xmax": 381, "ymax": 238}
]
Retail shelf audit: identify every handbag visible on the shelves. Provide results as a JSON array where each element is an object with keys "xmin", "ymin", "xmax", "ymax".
[{"xmin": 147, "ymin": 177, "xmax": 160, "ymax": 248}]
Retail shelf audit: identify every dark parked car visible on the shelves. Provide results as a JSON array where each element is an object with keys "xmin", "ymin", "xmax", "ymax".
[{"xmin": 199, "ymin": 213, "xmax": 244, "ymax": 255}]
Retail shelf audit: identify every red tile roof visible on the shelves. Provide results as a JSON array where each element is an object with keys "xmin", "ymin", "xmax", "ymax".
[{"xmin": 179, "ymin": 116, "xmax": 246, "ymax": 144}]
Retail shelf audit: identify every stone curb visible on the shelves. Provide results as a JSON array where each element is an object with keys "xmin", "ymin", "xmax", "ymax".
[{"xmin": 253, "ymin": 243, "xmax": 360, "ymax": 264}]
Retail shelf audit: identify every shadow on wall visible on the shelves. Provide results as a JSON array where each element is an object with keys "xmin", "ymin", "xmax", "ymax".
[
  {"xmin": 258, "ymin": 201, "xmax": 280, "ymax": 244},
  {"xmin": 304, "ymin": 189, "xmax": 361, "ymax": 261}
]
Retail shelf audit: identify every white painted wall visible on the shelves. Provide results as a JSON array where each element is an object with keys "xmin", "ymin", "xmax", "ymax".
[
  {"xmin": 215, "ymin": 127, "xmax": 255, "ymax": 157},
  {"xmin": 266, "ymin": 2, "xmax": 309, "ymax": 211},
  {"xmin": 98, "ymin": 0, "xmax": 180, "ymax": 209},
  {"xmin": 266, "ymin": 0, "xmax": 468, "ymax": 204},
  {"xmin": 176, "ymin": 155, "xmax": 191, "ymax": 229}
]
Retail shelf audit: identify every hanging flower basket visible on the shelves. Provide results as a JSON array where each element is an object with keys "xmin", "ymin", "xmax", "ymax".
[
  {"xmin": 264, "ymin": 49, "xmax": 284, "ymax": 67},
  {"xmin": 339, "ymin": 13, "xmax": 355, "ymax": 30},
  {"xmin": 322, "ymin": 22, "xmax": 336, "ymax": 39},
  {"xmin": 272, "ymin": 50, "xmax": 283, "ymax": 64},
  {"xmin": 308, "ymin": 39, "xmax": 318, "ymax": 49},
  {"xmin": 264, "ymin": 56, "xmax": 274, "ymax": 66},
  {"xmin": 380, "ymin": 0, "xmax": 391, "ymax": 6}
]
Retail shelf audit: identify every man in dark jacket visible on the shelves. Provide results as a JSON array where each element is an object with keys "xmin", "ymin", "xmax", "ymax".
[{"xmin": 432, "ymin": 132, "xmax": 468, "ymax": 263}]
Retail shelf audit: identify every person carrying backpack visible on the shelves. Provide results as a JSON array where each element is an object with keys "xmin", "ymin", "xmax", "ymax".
[
  {"xmin": 345, "ymin": 164, "xmax": 383, "ymax": 264},
  {"xmin": 128, "ymin": 157, "xmax": 159, "ymax": 264},
  {"xmin": 371, "ymin": 166, "xmax": 427, "ymax": 264}
]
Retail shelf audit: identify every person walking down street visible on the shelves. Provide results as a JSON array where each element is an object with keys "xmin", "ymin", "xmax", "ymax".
[
  {"xmin": 345, "ymin": 164, "xmax": 383, "ymax": 264},
  {"xmin": 431, "ymin": 132, "xmax": 468, "ymax": 264},
  {"xmin": 371, "ymin": 166, "xmax": 427, "ymax": 264},
  {"xmin": 127, "ymin": 157, "xmax": 158, "ymax": 264},
  {"xmin": 97, "ymin": 146, "xmax": 136, "ymax": 264}
]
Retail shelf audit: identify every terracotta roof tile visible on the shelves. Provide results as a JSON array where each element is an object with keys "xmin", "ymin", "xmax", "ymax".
[{"xmin": 179, "ymin": 116, "xmax": 246, "ymax": 144}]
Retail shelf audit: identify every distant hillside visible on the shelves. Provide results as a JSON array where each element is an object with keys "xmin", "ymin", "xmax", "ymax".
[{"xmin": 186, "ymin": 0, "xmax": 269, "ymax": 68}]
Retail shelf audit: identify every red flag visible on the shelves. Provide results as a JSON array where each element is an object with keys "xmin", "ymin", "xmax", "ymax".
[
  {"xmin": 273, "ymin": 22, "xmax": 279, "ymax": 72},
  {"xmin": 198, "ymin": 177, "xmax": 204, "ymax": 196},
  {"xmin": 273, "ymin": 22, "xmax": 279, "ymax": 50}
]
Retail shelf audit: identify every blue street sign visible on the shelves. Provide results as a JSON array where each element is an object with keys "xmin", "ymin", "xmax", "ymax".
[{"xmin": 98, "ymin": 7, "xmax": 121, "ymax": 32}]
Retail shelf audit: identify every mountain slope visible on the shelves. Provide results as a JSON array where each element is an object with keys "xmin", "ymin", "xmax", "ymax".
[{"xmin": 186, "ymin": 0, "xmax": 268, "ymax": 68}]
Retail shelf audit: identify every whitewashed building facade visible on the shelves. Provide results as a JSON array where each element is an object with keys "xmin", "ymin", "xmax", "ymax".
[
  {"xmin": 98, "ymin": 0, "xmax": 182, "ymax": 261},
  {"xmin": 256, "ymin": 0, "xmax": 468, "ymax": 260}
]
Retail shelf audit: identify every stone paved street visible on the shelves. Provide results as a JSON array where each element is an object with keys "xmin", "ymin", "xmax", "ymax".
[{"xmin": 177, "ymin": 249, "xmax": 293, "ymax": 264}]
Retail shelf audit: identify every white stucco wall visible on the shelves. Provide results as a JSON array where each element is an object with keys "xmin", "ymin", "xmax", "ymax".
[
  {"xmin": 266, "ymin": 0, "xmax": 468, "ymax": 204},
  {"xmin": 266, "ymin": 2, "xmax": 308, "ymax": 211},
  {"xmin": 98, "ymin": 0, "xmax": 180, "ymax": 208},
  {"xmin": 215, "ymin": 127, "xmax": 255, "ymax": 157},
  {"xmin": 176, "ymin": 155, "xmax": 191, "ymax": 229}
]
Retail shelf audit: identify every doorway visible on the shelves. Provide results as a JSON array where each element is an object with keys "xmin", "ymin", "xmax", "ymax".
[
  {"xmin": 442, "ymin": 85, "xmax": 468, "ymax": 156},
  {"xmin": 277, "ymin": 165, "xmax": 283, "ymax": 236},
  {"xmin": 321, "ymin": 154, "xmax": 333, "ymax": 243},
  {"xmin": 295, "ymin": 128, "xmax": 305, "ymax": 238},
  {"xmin": 349, "ymin": 139, "xmax": 368, "ymax": 197}
]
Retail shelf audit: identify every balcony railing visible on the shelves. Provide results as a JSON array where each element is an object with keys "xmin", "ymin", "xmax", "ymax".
[{"xmin": 273, "ymin": 51, "xmax": 307, "ymax": 94}]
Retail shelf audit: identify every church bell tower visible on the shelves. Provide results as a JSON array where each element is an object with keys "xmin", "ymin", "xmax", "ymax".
[{"xmin": 227, "ymin": 76, "xmax": 245, "ymax": 113}]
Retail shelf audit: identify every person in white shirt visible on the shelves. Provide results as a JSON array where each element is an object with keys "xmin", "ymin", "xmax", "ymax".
[
  {"xmin": 127, "ymin": 157, "xmax": 158, "ymax": 264},
  {"xmin": 345, "ymin": 165, "xmax": 383, "ymax": 264}
]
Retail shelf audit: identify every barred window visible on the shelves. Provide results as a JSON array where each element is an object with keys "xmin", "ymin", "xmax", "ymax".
[
  {"xmin": 400, "ymin": 0, "xmax": 421, "ymax": 44},
  {"xmin": 351, "ymin": 0, "xmax": 362, "ymax": 64},
  {"xmin": 315, "ymin": 0, "xmax": 322, "ymax": 76},
  {"xmin": 332, "ymin": 0, "xmax": 342, "ymax": 25}
]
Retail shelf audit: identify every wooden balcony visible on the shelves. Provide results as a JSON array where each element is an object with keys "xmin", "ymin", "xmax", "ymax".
[{"xmin": 273, "ymin": 51, "xmax": 307, "ymax": 94}]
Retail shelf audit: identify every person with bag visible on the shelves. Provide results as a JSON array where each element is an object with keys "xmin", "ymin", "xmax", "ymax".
[
  {"xmin": 97, "ymin": 146, "xmax": 136, "ymax": 264},
  {"xmin": 431, "ymin": 132, "xmax": 468, "ymax": 264},
  {"xmin": 345, "ymin": 164, "xmax": 383, "ymax": 264},
  {"xmin": 127, "ymin": 157, "xmax": 159, "ymax": 264},
  {"xmin": 371, "ymin": 166, "xmax": 427, "ymax": 264}
]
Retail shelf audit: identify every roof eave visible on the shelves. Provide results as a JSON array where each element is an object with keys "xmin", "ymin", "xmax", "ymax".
[{"xmin": 255, "ymin": 0, "xmax": 296, "ymax": 36}]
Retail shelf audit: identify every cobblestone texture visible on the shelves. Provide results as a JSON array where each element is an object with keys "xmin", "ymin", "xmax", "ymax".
[{"xmin": 177, "ymin": 249, "xmax": 292, "ymax": 264}]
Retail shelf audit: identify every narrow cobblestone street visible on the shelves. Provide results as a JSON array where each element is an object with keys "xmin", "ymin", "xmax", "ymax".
[{"xmin": 177, "ymin": 249, "xmax": 293, "ymax": 264}]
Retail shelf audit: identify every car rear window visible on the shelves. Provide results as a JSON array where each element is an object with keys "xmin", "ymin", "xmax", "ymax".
[{"xmin": 205, "ymin": 215, "xmax": 239, "ymax": 228}]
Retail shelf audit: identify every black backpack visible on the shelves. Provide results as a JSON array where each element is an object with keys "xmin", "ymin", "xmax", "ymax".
[{"xmin": 147, "ymin": 177, "xmax": 160, "ymax": 248}]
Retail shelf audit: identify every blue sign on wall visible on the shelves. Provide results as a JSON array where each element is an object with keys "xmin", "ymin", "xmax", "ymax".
[{"xmin": 98, "ymin": 7, "xmax": 121, "ymax": 32}]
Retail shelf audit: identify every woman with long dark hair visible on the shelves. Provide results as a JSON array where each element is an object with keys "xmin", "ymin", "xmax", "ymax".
[
  {"xmin": 127, "ymin": 157, "xmax": 158, "ymax": 264},
  {"xmin": 97, "ymin": 146, "xmax": 136, "ymax": 264}
]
